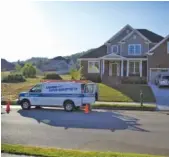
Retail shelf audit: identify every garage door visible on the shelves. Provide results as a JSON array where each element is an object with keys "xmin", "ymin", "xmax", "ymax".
[{"xmin": 150, "ymin": 68, "xmax": 169, "ymax": 84}]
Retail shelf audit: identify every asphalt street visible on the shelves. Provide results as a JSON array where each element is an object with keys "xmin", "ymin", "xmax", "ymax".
[{"xmin": 1, "ymin": 108, "xmax": 169, "ymax": 156}]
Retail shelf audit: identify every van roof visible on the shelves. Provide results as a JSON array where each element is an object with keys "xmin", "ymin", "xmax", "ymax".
[{"xmin": 40, "ymin": 80, "xmax": 92, "ymax": 83}]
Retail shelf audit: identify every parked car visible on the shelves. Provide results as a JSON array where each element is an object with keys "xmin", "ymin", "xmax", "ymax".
[
  {"xmin": 155, "ymin": 74, "xmax": 169, "ymax": 88},
  {"xmin": 155, "ymin": 74, "xmax": 161, "ymax": 85}
]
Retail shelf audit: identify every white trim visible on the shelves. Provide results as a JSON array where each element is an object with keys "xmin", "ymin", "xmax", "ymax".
[
  {"xmin": 88, "ymin": 60, "xmax": 100, "ymax": 73},
  {"xmin": 148, "ymin": 34, "xmax": 169, "ymax": 54},
  {"xmin": 103, "ymin": 59, "xmax": 105, "ymax": 74},
  {"xmin": 105, "ymin": 24, "xmax": 134, "ymax": 44},
  {"xmin": 111, "ymin": 45, "xmax": 118, "ymax": 54},
  {"xmin": 121, "ymin": 60, "xmax": 124, "ymax": 77},
  {"xmin": 100, "ymin": 52, "xmax": 126, "ymax": 59},
  {"xmin": 128, "ymin": 44, "xmax": 142, "ymax": 55},
  {"xmin": 109, "ymin": 63, "xmax": 112, "ymax": 76},
  {"xmin": 127, "ymin": 60, "xmax": 129, "ymax": 76},
  {"xmin": 140, "ymin": 60, "xmax": 142, "ymax": 77},
  {"xmin": 119, "ymin": 29, "xmax": 151, "ymax": 43},
  {"xmin": 79, "ymin": 57, "xmax": 147, "ymax": 61}
]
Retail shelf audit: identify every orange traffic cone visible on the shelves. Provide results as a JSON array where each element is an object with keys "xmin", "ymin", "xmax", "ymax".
[
  {"xmin": 84, "ymin": 104, "xmax": 89, "ymax": 114},
  {"xmin": 6, "ymin": 101, "xmax": 10, "ymax": 114}
]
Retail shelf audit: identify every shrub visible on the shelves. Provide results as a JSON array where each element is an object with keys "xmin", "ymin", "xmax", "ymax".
[
  {"xmin": 69, "ymin": 66, "xmax": 84, "ymax": 80},
  {"xmin": 2, "ymin": 73, "xmax": 26, "ymax": 83},
  {"xmin": 44, "ymin": 73, "xmax": 62, "ymax": 80},
  {"xmin": 121, "ymin": 76, "xmax": 147, "ymax": 84},
  {"xmin": 22, "ymin": 63, "xmax": 36, "ymax": 78}
]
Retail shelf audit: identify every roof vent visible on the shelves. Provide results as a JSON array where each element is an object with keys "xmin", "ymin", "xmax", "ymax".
[
  {"xmin": 126, "ymin": 30, "xmax": 130, "ymax": 34},
  {"xmin": 133, "ymin": 35, "xmax": 136, "ymax": 39}
]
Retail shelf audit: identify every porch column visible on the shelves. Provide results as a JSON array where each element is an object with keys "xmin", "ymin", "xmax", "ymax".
[
  {"xmin": 140, "ymin": 60, "xmax": 142, "ymax": 77},
  {"xmin": 121, "ymin": 60, "xmax": 124, "ymax": 76},
  {"xmin": 127, "ymin": 60, "xmax": 129, "ymax": 77},
  {"xmin": 102, "ymin": 59, "xmax": 105, "ymax": 75}
]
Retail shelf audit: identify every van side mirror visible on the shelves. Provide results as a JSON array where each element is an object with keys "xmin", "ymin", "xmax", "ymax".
[{"xmin": 29, "ymin": 89, "xmax": 33, "ymax": 92}]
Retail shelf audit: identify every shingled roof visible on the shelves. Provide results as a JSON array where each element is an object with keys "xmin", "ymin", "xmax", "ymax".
[
  {"xmin": 80, "ymin": 27, "xmax": 164, "ymax": 59},
  {"xmin": 137, "ymin": 29, "xmax": 164, "ymax": 43},
  {"xmin": 80, "ymin": 45, "xmax": 107, "ymax": 58}
]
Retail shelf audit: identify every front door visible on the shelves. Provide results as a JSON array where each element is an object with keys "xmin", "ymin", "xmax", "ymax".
[
  {"xmin": 109, "ymin": 63, "xmax": 119, "ymax": 76},
  {"xmin": 112, "ymin": 63, "xmax": 118, "ymax": 76}
]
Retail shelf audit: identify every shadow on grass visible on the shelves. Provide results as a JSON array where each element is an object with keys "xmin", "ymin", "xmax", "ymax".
[{"xmin": 18, "ymin": 108, "xmax": 149, "ymax": 132}]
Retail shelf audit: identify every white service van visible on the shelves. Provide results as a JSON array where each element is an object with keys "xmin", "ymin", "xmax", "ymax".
[{"xmin": 17, "ymin": 80, "xmax": 97, "ymax": 111}]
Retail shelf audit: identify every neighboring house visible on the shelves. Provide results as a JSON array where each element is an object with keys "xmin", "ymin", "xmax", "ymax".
[
  {"xmin": 78, "ymin": 24, "xmax": 169, "ymax": 85},
  {"xmin": 41, "ymin": 56, "xmax": 76, "ymax": 74}
]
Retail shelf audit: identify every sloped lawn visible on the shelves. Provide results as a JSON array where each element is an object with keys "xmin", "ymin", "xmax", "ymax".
[{"xmin": 98, "ymin": 83, "xmax": 156, "ymax": 102}]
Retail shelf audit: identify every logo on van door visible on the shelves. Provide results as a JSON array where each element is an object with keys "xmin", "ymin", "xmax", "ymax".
[{"xmin": 46, "ymin": 85, "xmax": 77, "ymax": 92}]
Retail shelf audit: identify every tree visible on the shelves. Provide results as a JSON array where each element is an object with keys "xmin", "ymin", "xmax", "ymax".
[
  {"xmin": 15, "ymin": 63, "xmax": 22, "ymax": 72},
  {"xmin": 69, "ymin": 66, "xmax": 84, "ymax": 80},
  {"xmin": 22, "ymin": 63, "xmax": 36, "ymax": 78}
]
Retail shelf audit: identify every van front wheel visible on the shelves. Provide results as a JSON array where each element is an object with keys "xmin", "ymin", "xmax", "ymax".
[
  {"xmin": 21, "ymin": 100, "xmax": 31, "ymax": 110},
  {"xmin": 64, "ymin": 101, "xmax": 74, "ymax": 112}
]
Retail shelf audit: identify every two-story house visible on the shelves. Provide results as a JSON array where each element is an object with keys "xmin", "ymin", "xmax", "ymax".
[{"xmin": 78, "ymin": 24, "xmax": 169, "ymax": 85}]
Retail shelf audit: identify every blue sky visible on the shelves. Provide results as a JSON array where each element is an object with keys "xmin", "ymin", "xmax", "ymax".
[{"xmin": 1, "ymin": 1, "xmax": 169, "ymax": 62}]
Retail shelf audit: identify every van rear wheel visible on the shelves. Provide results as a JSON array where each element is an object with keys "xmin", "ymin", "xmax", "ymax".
[{"xmin": 64, "ymin": 101, "xmax": 74, "ymax": 112}]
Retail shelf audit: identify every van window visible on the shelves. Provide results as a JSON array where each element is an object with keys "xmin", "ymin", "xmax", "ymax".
[
  {"xmin": 84, "ymin": 84, "xmax": 94, "ymax": 93},
  {"xmin": 162, "ymin": 76, "xmax": 169, "ymax": 80},
  {"xmin": 30, "ymin": 84, "xmax": 42, "ymax": 93}
]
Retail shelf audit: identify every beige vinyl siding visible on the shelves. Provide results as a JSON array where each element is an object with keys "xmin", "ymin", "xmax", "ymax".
[{"xmin": 121, "ymin": 33, "xmax": 149, "ymax": 57}]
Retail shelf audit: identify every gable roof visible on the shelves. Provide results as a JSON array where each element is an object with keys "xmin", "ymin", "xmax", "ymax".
[
  {"xmin": 119, "ymin": 29, "xmax": 152, "ymax": 43},
  {"xmin": 105, "ymin": 24, "xmax": 134, "ymax": 43},
  {"xmin": 137, "ymin": 29, "xmax": 164, "ymax": 43},
  {"xmin": 147, "ymin": 34, "xmax": 169, "ymax": 54},
  {"xmin": 80, "ymin": 45, "xmax": 107, "ymax": 58}
]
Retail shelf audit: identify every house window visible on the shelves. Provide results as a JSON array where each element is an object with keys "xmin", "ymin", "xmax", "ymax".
[
  {"xmin": 167, "ymin": 42, "xmax": 169, "ymax": 54},
  {"xmin": 129, "ymin": 61, "xmax": 140, "ymax": 76},
  {"xmin": 111, "ymin": 45, "xmax": 118, "ymax": 53},
  {"xmin": 128, "ymin": 44, "xmax": 141, "ymax": 55},
  {"xmin": 88, "ymin": 61, "xmax": 100, "ymax": 73}
]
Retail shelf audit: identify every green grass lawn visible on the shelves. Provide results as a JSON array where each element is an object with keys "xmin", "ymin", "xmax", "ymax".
[
  {"xmin": 1, "ymin": 144, "xmax": 163, "ymax": 157},
  {"xmin": 1, "ymin": 73, "xmax": 155, "ymax": 103},
  {"xmin": 98, "ymin": 83, "xmax": 155, "ymax": 102}
]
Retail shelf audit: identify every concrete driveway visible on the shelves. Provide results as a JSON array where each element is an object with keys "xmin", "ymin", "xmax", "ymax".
[
  {"xmin": 2, "ymin": 108, "xmax": 169, "ymax": 156},
  {"xmin": 149, "ymin": 83, "xmax": 169, "ymax": 110}
]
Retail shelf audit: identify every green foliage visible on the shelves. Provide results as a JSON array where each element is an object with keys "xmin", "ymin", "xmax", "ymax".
[
  {"xmin": 22, "ymin": 63, "xmax": 36, "ymax": 78},
  {"xmin": 2, "ymin": 73, "xmax": 26, "ymax": 83},
  {"xmin": 69, "ymin": 66, "xmax": 84, "ymax": 80},
  {"xmin": 121, "ymin": 77, "xmax": 147, "ymax": 84},
  {"xmin": 15, "ymin": 63, "xmax": 22, "ymax": 72},
  {"xmin": 44, "ymin": 73, "xmax": 62, "ymax": 80}
]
